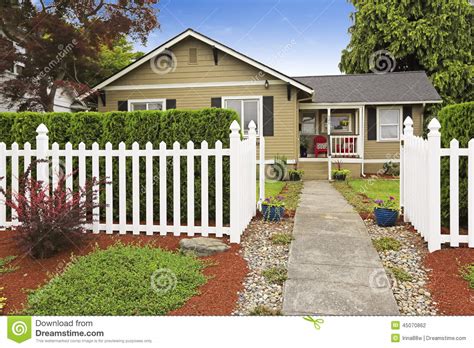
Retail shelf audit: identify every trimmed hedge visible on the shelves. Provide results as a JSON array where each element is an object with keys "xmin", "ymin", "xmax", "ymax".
[
  {"xmin": 439, "ymin": 102, "xmax": 474, "ymax": 228},
  {"xmin": 0, "ymin": 109, "xmax": 239, "ymax": 223}
]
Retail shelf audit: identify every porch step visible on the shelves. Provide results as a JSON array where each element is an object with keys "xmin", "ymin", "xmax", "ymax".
[{"xmin": 297, "ymin": 162, "xmax": 328, "ymax": 180}]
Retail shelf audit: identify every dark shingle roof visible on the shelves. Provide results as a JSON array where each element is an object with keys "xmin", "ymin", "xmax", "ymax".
[{"xmin": 293, "ymin": 71, "xmax": 442, "ymax": 104}]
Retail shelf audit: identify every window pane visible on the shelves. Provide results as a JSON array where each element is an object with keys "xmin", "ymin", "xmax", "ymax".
[
  {"xmin": 148, "ymin": 103, "xmax": 163, "ymax": 110},
  {"xmin": 380, "ymin": 125, "xmax": 399, "ymax": 139},
  {"xmin": 380, "ymin": 109, "xmax": 399, "ymax": 124},
  {"xmin": 331, "ymin": 115, "xmax": 350, "ymax": 132},
  {"xmin": 131, "ymin": 103, "xmax": 147, "ymax": 111},
  {"xmin": 225, "ymin": 100, "xmax": 242, "ymax": 118},
  {"xmin": 243, "ymin": 100, "xmax": 258, "ymax": 131},
  {"xmin": 301, "ymin": 114, "xmax": 315, "ymax": 135}
]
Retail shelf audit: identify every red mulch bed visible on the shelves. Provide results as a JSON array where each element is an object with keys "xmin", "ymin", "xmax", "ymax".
[
  {"xmin": 0, "ymin": 231, "xmax": 247, "ymax": 316},
  {"xmin": 424, "ymin": 247, "xmax": 474, "ymax": 315}
]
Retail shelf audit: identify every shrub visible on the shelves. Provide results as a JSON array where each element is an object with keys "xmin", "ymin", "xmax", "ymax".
[
  {"xmin": 439, "ymin": 102, "xmax": 474, "ymax": 228},
  {"xmin": 249, "ymin": 305, "xmax": 281, "ymax": 316},
  {"xmin": 388, "ymin": 266, "xmax": 412, "ymax": 282},
  {"xmin": 0, "ymin": 255, "xmax": 19, "ymax": 274},
  {"xmin": 26, "ymin": 244, "xmax": 207, "ymax": 315},
  {"xmin": 372, "ymin": 237, "xmax": 401, "ymax": 252},
  {"xmin": 0, "ymin": 108, "xmax": 239, "ymax": 224},
  {"xmin": 460, "ymin": 263, "xmax": 474, "ymax": 289},
  {"xmin": 270, "ymin": 233, "xmax": 294, "ymax": 245},
  {"xmin": 262, "ymin": 267, "xmax": 288, "ymax": 285},
  {"xmin": 0, "ymin": 162, "xmax": 104, "ymax": 259}
]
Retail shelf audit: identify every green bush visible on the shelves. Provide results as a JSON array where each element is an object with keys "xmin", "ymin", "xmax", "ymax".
[
  {"xmin": 25, "ymin": 244, "xmax": 207, "ymax": 315},
  {"xmin": 439, "ymin": 102, "xmax": 474, "ymax": 228},
  {"xmin": 0, "ymin": 108, "xmax": 239, "ymax": 223}
]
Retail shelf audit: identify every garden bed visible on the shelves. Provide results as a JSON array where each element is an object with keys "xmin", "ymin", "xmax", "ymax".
[
  {"xmin": 333, "ymin": 177, "xmax": 474, "ymax": 315},
  {"xmin": 234, "ymin": 181, "xmax": 302, "ymax": 315},
  {"xmin": 0, "ymin": 231, "xmax": 247, "ymax": 315},
  {"xmin": 425, "ymin": 248, "xmax": 474, "ymax": 315}
]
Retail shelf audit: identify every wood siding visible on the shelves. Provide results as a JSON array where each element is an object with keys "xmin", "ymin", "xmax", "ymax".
[
  {"xmin": 99, "ymin": 37, "xmax": 298, "ymax": 160},
  {"xmin": 364, "ymin": 104, "xmax": 424, "ymax": 160}
]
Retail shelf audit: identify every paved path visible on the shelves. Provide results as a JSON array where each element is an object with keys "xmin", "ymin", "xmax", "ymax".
[{"xmin": 282, "ymin": 181, "xmax": 399, "ymax": 315}]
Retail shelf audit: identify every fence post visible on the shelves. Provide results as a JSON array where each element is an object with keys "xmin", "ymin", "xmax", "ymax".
[
  {"xmin": 248, "ymin": 120, "xmax": 257, "ymax": 216},
  {"xmin": 468, "ymin": 139, "xmax": 474, "ymax": 248},
  {"xmin": 36, "ymin": 124, "xmax": 49, "ymax": 192},
  {"xmin": 402, "ymin": 117, "xmax": 413, "ymax": 222},
  {"xmin": 427, "ymin": 118, "xmax": 441, "ymax": 252},
  {"xmin": 229, "ymin": 120, "xmax": 241, "ymax": 243}
]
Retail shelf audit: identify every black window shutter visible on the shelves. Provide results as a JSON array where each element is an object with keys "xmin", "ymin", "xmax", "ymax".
[
  {"xmin": 367, "ymin": 107, "xmax": 377, "ymax": 140},
  {"xmin": 403, "ymin": 105, "xmax": 412, "ymax": 123},
  {"xmin": 211, "ymin": 97, "xmax": 221, "ymax": 108},
  {"xmin": 262, "ymin": 96, "xmax": 274, "ymax": 136},
  {"xmin": 166, "ymin": 99, "xmax": 176, "ymax": 109},
  {"xmin": 118, "ymin": 100, "xmax": 128, "ymax": 111}
]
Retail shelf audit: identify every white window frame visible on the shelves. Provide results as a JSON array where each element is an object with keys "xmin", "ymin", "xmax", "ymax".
[
  {"xmin": 222, "ymin": 96, "xmax": 263, "ymax": 136},
  {"xmin": 128, "ymin": 98, "xmax": 167, "ymax": 111},
  {"xmin": 322, "ymin": 113, "xmax": 353, "ymax": 134},
  {"xmin": 376, "ymin": 106, "xmax": 402, "ymax": 142}
]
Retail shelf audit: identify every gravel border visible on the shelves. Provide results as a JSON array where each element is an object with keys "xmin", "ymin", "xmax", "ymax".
[
  {"xmin": 233, "ymin": 217, "xmax": 294, "ymax": 315},
  {"xmin": 365, "ymin": 219, "xmax": 438, "ymax": 315}
]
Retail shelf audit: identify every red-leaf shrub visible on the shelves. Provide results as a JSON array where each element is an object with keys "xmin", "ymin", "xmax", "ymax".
[{"xmin": 0, "ymin": 161, "xmax": 105, "ymax": 259}]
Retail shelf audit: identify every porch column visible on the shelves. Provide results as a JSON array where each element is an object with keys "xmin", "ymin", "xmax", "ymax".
[{"xmin": 327, "ymin": 108, "xmax": 332, "ymax": 180}]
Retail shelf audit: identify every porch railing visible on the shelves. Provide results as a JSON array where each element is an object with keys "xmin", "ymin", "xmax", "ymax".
[{"xmin": 330, "ymin": 135, "xmax": 359, "ymax": 157}]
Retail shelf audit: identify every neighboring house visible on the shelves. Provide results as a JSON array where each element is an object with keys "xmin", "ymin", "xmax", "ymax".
[
  {"xmin": 0, "ymin": 30, "xmax": 87, "ymax": 113},
  {"xmin": 87, "ymin": 28, "xmax": 442, "ymax": 179}
]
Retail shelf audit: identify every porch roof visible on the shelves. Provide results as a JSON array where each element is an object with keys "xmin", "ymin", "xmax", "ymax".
[{"xmin": 293, "ymin": 71, "xmax": 442, "ymax": 104}]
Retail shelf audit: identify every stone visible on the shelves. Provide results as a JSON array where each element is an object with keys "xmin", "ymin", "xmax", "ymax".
[{"xmin": 179, "ymin": 237, "xmax": 230, "ymax": 256}]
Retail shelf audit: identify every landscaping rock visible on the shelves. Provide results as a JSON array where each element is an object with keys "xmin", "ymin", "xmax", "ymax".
[
  {"xmin": 365, "ymin": 219, "xmax": 438, "ymax": 315},
  {"xmin": 233, "ymin": 218, "xmax": 294, "ymax": 315},
  {"xmin": 179, "ymin": 237, "xmax": 230, "ymax": 256}
]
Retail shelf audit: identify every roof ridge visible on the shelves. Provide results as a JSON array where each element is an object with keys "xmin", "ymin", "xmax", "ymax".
[{"xmin": 293, "ymin": 71, "xmax": 427, "ymax": 78}]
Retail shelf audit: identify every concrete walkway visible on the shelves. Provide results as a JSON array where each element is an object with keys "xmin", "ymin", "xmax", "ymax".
[{"xmin": 282, "ymin": 181, "xmax": 399, "ymax": 315}]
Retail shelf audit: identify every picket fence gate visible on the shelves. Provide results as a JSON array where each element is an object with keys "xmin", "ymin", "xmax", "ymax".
[
  {"xmin": 400, "ymin": 117, "xmax": 474, "ymax": 252},
  {"xmin": 0, "ymin": 120, "xmax": 257, "ymax": 243}
]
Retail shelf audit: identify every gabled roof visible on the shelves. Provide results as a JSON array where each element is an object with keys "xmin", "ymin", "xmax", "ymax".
[
  {"xmin": 294, "ymin": 71, "xmax": 442, "ymax": 104},
  {"xmin": 88, "ymin": 28, "xmax": 314, "ymax": 95}
]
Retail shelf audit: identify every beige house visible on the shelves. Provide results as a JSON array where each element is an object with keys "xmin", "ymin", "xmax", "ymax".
[{"xmin": 89, "ymin": 29, "xmax": 442, "ymax": 179}]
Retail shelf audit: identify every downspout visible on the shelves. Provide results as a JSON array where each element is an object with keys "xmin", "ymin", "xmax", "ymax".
[
  {"xmin": 327, "ymin": 108, "xmax": 332, "ymax": 180},
  {"xmin": 360, "ymin": 106, "xmax": 366, "ymax": 177}
]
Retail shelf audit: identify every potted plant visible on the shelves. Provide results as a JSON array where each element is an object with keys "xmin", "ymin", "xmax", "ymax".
[
  {"xmin": 299, "ymin": 136, "xmax": 308, "ymax": 158},
  {"xmin": 331, "ymin": 161, "xmax": 350, "ymax": 181},
  {"xmin": 289, "ymin": 169, "xmax": 304, "ymax": 181},
  {"xmin": 373, "ymin": 196, "xmax": 399, "ymax": 227},
  {"xmin": 261, "ymin": 196, "xmax": 285, "ymax": 222}
]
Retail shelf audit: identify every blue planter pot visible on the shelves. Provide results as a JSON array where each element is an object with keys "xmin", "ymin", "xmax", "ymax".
[
  {"xmin": 262, "ymin": 204, "xmax": 285, "ymax": 222},
  {"xmin": 374, "ymin": 208, "xmax": 399, "ymax": 227}
]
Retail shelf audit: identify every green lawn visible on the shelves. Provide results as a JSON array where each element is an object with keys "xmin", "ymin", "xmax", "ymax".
[
  {"xmin": 256, "ymin": 180, "xmax": 303, "ymax": 212},
  {"xmin": 348, "ymin": 179, "xmax": 399, "ymax": 202},
  {"xmin": 333, "ymin": 178, "xmax": 399, "ymax": 214},
  {"xmin": 257, "ymin": 181, "xmax": 286, "ymax": 200}
]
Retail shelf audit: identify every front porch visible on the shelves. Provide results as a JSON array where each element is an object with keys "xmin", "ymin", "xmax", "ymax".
[
  {"xmin": 297, "ymin": 104, "xmax": 365, "ymax": 179},
  {"xmin": 298, "ymin": 105, "xmax": 364, "ymax": 159}
]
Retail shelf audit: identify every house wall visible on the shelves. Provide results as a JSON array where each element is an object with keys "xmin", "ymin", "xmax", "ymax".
[
  {"xmin": 363, "ymin": 104, "xmax": 424, "ymax": 173},
  {"xmin": 100, "ymin": 37, "xmax": 299, "ymax": 161}
]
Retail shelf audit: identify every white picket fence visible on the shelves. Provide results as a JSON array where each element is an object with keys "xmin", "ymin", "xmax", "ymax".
[
  {"xmin": 0, "ymin": 120, "xmax": 257, "ymax": 243},
  {"xmin": 400, "ymin": 117, "xmax": 474, "ymax": 252}
]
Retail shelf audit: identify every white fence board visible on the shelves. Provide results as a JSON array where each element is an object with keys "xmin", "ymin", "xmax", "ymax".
[{"xmin": 401, "ymin": 117, "xmax": 472, "ymax": 251}]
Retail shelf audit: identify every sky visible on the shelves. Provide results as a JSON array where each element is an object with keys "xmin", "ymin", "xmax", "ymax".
[{"xmin": 135, "ymin": 0, "xmax": 355, "ymax": 76}]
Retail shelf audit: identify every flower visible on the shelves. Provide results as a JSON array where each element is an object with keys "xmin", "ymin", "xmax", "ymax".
[{"xmin": 374, "ymin": 196, "xmax": 398, "ymax": 211}]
